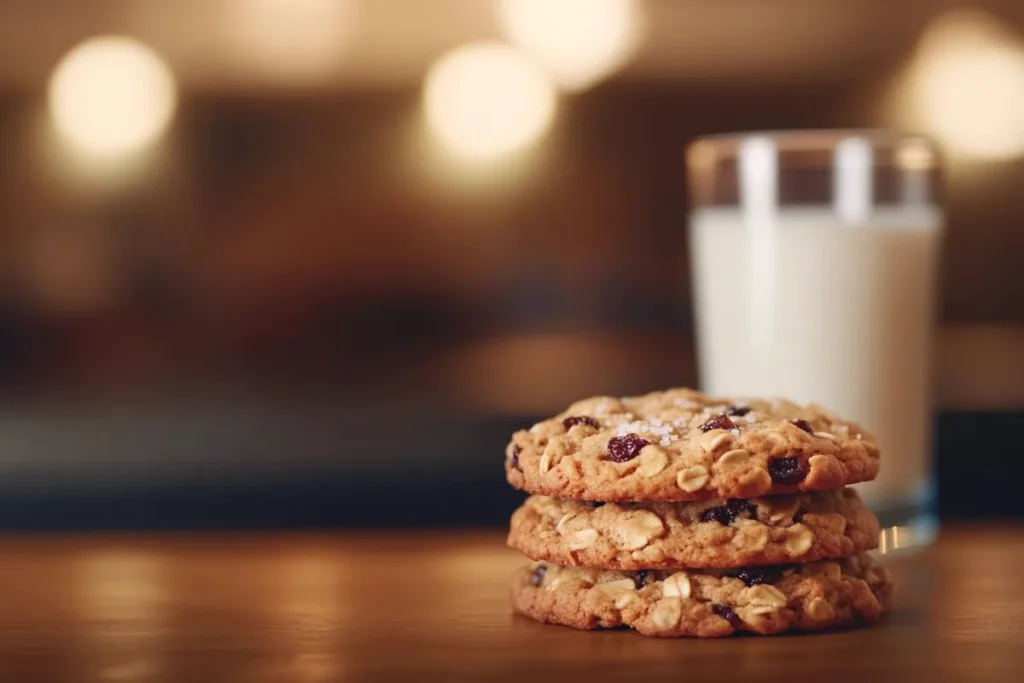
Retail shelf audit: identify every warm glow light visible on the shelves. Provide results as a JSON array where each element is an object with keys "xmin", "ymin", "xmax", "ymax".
[
  {"xmin": 903, "ymin": 10, "xmax": 1024, "ymax": 160},
  {"xmin": 895, "ymin": 139, "xmax": 937, "ymax": 171},
  {"xmin": 74, "ymin": 553, "xmax": 165, "ymax": 680},
  {"xmin": 423, "ymin": 42, "xmax": 557, "ymax": 160},
  {"xmin": 498, "ymin": 0, "xmax": 645, "ymax": 92},
  {"xmin": 223, "ymin": 0, "xmax": 353, "ymax": 82},
  {"xmin": 49, "ymin": 36, "xmax": 177, "ymax": 158}
]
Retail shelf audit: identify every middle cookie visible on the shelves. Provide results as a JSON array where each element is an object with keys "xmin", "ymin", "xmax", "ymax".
[{"xmin": 508, "ymin": 488, "xmax": 878, "ymax": 570}]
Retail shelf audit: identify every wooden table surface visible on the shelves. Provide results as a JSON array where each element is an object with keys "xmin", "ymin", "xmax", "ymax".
[{"xmin": 0, "ymin": 526, "xmax": 1021, "ymax": 682}]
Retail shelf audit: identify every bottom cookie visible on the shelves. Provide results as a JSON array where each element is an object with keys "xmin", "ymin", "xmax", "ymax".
[{"xmin": 511, "ymin": 553, "xmax": 892, "ymax": 637}]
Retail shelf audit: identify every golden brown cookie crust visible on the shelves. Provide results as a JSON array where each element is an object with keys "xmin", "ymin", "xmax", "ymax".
[
  {"xmin": 511, "ymin": 553, "xmax": 892, "ymax": 637},
  {"xmin": 508, "ymin": 489, "xmax": 879, "ymax": 570},
  {"xmin": 506, "ymin": 388, "xmax": 879, "ymax": 502}
]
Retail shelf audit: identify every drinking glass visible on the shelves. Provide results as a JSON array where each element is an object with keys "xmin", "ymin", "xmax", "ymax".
[{"xmin": 687, "ymin": 130, "xmax": 944, "ymax": 551}]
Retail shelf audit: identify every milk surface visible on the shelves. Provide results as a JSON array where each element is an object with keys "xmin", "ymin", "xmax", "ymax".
[{"xmin": 690, "ymin": 206, "xmax": 943, "ymax": 505}]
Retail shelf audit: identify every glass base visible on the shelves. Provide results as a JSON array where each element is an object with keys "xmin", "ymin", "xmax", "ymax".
[{"xmin": 865, "ymin": 480, "xmax": 938, "ymax": 556}]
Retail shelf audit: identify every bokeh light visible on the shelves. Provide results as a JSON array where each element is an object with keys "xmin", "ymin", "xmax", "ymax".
[
  {"xmin": 894, "ymin": 138, "xmax": 938, "ymax": 172},
  {"xmin": 901, "ymin": 10, "xmax": 1024, "ymax": 161},
  {"xmin": 223, "ymin": 0, "xmax": 354, "ymax": 83},
  {"xmin": 498, "ymin": 0, "xmax": 645, "ymax": 92},
  {"xmin": 423, "ymin": 42, "xmax": 557, "ymax": 161},
  {"xmin": 48, "ymin": 36, "xmax": 177, "ymax": 159}
]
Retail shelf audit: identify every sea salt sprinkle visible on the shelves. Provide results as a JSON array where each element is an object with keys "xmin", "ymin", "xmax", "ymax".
[
  {"xmin": 615, "ymin": 419, "xmax": 680, "ymax": 447},
  {"xmin": 696, "ymin": 405, "xmax": 731, "ymax": 423},
  {"xmin": 615, "ymin": 420, "xmax": 648, "ymax": 437}
]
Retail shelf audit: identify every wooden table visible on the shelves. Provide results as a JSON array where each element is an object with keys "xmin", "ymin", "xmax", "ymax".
[{"xmin": 0, "ymin": 527, "xmax": 1021, "ymax": 682}]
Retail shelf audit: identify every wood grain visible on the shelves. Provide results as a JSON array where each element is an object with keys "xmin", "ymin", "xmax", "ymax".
[{"xmin": 0, "ymin": 527, "xmax": 1021, "ymax": 682}]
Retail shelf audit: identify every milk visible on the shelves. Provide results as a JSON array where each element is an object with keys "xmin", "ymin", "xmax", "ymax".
[{"xmin": 689, "ymin": 206, "xmax": 943, "ymax": 509}]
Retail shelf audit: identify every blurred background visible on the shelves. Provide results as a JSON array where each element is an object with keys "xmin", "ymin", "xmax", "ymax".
[{"xmin": 0, "ymin": 0, "xmax": 1020, "ymax": 529}]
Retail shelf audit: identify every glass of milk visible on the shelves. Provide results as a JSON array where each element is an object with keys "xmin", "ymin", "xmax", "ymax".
[{"xmin": 687, "ymin": 130, "xmax": 943, "ymax": 550}]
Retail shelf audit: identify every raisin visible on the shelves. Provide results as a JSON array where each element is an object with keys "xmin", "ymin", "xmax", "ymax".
[
  {"xmin": 700, "ymin": 499, "xmax": 757, "ymax": 525},
  {"xmin": 606, "ymin": 433, "xmax": 650, "ymax": 463},
  {"xmin": 563, "ymin": 416, "xmax": 600, "ymax": 430},
  {"xmin": 736, "ymin": 565, "xmax": 793, "ymax": 587},
  {"xmin": 509, "ymin": 445, "xmax": 521, "ymax": 470},
  {"xmin": 791, "ymin": 418, "xmax": 813, "ymax": 434},
  {"xmin": 726, "ymin": 406, "xmax": 751, "ymax": 417},
  {"xmin": 768, "ymin": 457, "xmax": 807, "ymax": 485},
  {"xmin": 700, "ymin": 414, "xmax": 736, "ymax": 433},
  {"xmin": 635, "ymin": 570, "xmax": 650, "ymax": 587},
  {"xmin": 712, "ymin": 604, "xmax": 742, "ymax": 628},
  {"xmin": 530, "ymin": 564, "xmax": 547, "ymax": 586}
]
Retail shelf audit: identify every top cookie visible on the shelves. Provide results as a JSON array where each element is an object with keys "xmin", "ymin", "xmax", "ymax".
[{"xmin": 505, "ymin": 388, "xmax": 879, "ymax": 502}]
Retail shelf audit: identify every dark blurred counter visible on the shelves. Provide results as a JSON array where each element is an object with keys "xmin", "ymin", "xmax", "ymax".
[{"xmin": 0, "ymin": 404, "xmax": 1018, "ymax": 529}]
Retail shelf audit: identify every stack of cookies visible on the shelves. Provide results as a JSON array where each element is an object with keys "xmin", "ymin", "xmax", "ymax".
[{"xmin": 504, "ymin": 388, "xmax": 892, "ymax": 637}]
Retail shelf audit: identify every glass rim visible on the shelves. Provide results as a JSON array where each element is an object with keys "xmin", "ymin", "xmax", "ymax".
[
  {"xmin": 688, "ymin": 128, "xmax": 937, "ymax": 151},
  {"xmin": 687, "ymin": 128, "xmax": 943, "ymax": 207},
  {"xmin": 687, "ymin": 128, "xmax": 942, "ymax": 173}
]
